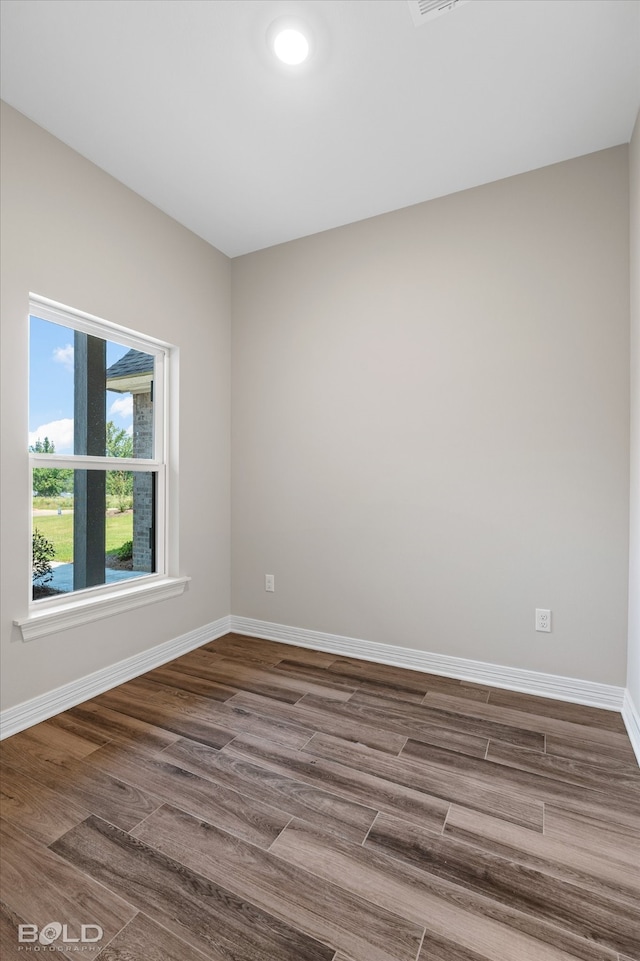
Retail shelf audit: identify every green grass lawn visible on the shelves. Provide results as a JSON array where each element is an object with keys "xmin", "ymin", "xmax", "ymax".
[
  {"xmin": 32, "ymin": 512, "xmax": 133, "ymax": 563},
  {"xmin": 32, "ymin": 495, "xmax": 132, "ymax": 512}
]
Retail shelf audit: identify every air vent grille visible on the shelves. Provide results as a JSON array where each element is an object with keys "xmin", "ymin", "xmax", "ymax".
[{"xmin": 407, "ymin": 0, "xmax": 470, "ymax": 28}]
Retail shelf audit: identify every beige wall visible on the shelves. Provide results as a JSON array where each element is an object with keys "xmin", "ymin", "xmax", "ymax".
[
  {"xmin": 1, "ymin": 101, "xmax": 632, "ymax": 715},
  {"xmin": 0, "ymin": 103, "xmax": 231, "ymax": 710},
  {"xmin": 232, "ymin": 147, "xmax": 630, "ymax": 685},
  {"xmin": 629, "ymin": 111, "xmax": 640, "ymax": 708}
]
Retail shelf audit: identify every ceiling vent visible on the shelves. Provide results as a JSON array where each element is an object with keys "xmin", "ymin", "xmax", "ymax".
[{"xmin": 407, "ymin": 0, "xmax": 470, "ymax": 28}]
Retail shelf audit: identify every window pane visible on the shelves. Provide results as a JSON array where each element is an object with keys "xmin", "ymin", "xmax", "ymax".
[
  {"xmin": 106, "ymin": 346, "xmax": 155, "ymax": 459},
  {"xmin": 29, "ymin": 315, "xmax": 154, "ymax": 458},
  {"xmin": 29, "ymin": 318, "xmax": 75, "ymax": 454},
  {"xmin": 32, "ymin": 469, "xmax": 156, "ymax": 601}
]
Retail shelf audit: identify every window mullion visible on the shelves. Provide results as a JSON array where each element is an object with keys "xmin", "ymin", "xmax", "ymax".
[{"xmin": 30, "ymin": 455, "xmax": 160, "ymax": 472}]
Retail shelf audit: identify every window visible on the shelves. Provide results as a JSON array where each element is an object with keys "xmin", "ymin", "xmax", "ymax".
[{"xmin": 17, "ymin": 295, "xmax": 187, "ymax": 641}]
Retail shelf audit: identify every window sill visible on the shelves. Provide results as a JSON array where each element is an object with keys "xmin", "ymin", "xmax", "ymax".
[{"xmin": 15, "ymin": 575, "xmax": 190, "ymax": 642}]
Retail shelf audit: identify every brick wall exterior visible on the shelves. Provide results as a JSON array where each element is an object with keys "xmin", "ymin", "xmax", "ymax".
[{"xmin": 132, "ymin": 391, "xmax": 153, "ymax": 572}]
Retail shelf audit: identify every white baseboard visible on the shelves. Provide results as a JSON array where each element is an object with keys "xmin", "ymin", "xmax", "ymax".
[
  {"xmin": 230, "ymin": 615, "xmax": 626, "ymax": 712},
  {"xmin": 622, "ymin": 689, "xmax": 640, "ymax": 766},
  {"xmin": 2, "ymin": 612, "xmax": 631, "ymax": 752},
  {"xmin": 0, "ymin": 615, "xmax": 231, "ymax": 739}
]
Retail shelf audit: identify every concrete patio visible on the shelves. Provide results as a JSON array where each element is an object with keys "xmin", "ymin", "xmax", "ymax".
[{"xmin": 35, "ymin": 562, "xmax": 146, "ymax": 593}]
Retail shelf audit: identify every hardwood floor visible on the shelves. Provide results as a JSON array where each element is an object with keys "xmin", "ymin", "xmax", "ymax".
[{"xmin": 1, "ymin": 633, "xmax": 638, "ymax": 961}]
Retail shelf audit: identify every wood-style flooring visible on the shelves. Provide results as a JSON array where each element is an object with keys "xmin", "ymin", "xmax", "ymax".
[{"xmin": 1, "ymin": 633, "xmax": 638, "ymax": 961}]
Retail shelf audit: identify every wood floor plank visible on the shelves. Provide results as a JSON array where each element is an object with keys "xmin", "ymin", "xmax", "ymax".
[
  {"xmin": 51, "ymin": 815, "xmax": 334, "ymax": 961},
  {"xmin": 93, "ymin": 683, "xmax": 244, "ymax": 749},
  {"xmin": 230, "ymin": 689, "xmax": 407, "ymax": 754},
  {"xmin": 1, "ymin": 899, "xmax": 29, "ymax": 961},
  {"xmin": 160, "ymin": 736, "xmax": 378, "ymax": 842},
  {"xmin": 123, "ymin": 676, "xmax": 316, "ymax": 749},
  {"xmin": 543, "ymin": 805, "xmax": 640, "ymax": 871},
  {"xmin": 486, "ymin": 689, "xmax": 628, "ymax": 733},
  {"xmin": 178, "ymin": 651, "xmax": 353, "ymax": 703},
  {"xmin": 293, "ymin": 668, "xmax": 426, "ymax": 704},
  {"xmin": 109, "ymin": 675, "xmax": 228, "ymax": 714},
  {"xmin": 1, "ymin": 737, "xmax": 162, "ymax": 831},
  {"xmin": 404, "ymin": 725, "xmax": 488, "ymax": 758},
  {"xmin": 44, "ymin": 711, "xmax": 115, "ymax": 749},
  {"xmin": 269, "ymin": 659, "xmax": 359, "ymax": 694},
  {"xmin": 306, "ymin": 733, "xmax": 544, "ymax": 830},
  {"xmin": 2, "ymin": 636, "xmax": 637, "ymax": 961},
  {"xmin": 5, "ymin": 721, "xmax": 104, "ymax": 763},
  {"xmin": 98, "ymin": 912, "xmax": 216, "ymax": 961},
  {"xmin": 363, "ymin": 812, "xmax": 640, "ymax": 957},
  {"xmin": 143, "ymin": 664, "xmax": 239, "ymax": 701},
  {"xmin": 346, "ymin": 689, "xmax": 545, "ymax": 750},
  {"xmin": 147, "ymin": 652, "xmax": 296, "ymax": 703},
  {"xmin": 213, "ymin": 655, "xmax": 355, "ymax": 702},
  {"xmin": 270, "ymin": 648, "xmax": 339, "ymax": 668},
  {"xmin": 31, "ymin": 717, "xmax": 109, "ymax": 756},
  {"xmin": 200, "ymin": 634, "xmax": 300, "ymax": 666},
  {"xmin": 65, "ymin": 701, "xmax": 182, "ymax": 750},
  {"xmin": 131, "ymin": 802, "xmax": 424, "ymax": 961},
  {"xmin": 401, "ymin": 738, "xmax": 640, "ymax": 827},
  {"xmin": 444, "ymin": 804, "xmax": 640, "ymax": 905},
  {"xmin": 1, "ymin": 818, "xmax": 136, "ymax": 949},
  {"xmin": 486, "ymin": 738, "xmax": 640, "ymax": 799},
  {"xmin": 300, "ymin": 690, "xmax": 494, "ymax": 757},
  {"xmin": 417, "ymin": 930, "xmax": 501, "ymax": 961},
  {"xmin": 82, "ymin": 741, "xmax": 292, "ymax": 849},
  {"xmin": 327, "ymin": 657, "xmax": 490, "ymax": 702},
  {"xmin": 0, "ymin": 760, "xmax": 89, "ymax": 844},
  {"xmin": 2, "ymin": 729, "xmax": 75, "ymax": 769},
  {"xmin": 271, "ymin": 817, "xmax": 612, "ymax": 961},
  {"xmin": 205, "ymin": 634, "xmax": 339, "ymax": 668},
  {"xmin": 544, "ymin": 732, "xmax": 639, "ymax": 769},
  {"xmin": 223, "ymin": 733, "xmax": 449, "ymax": 831},
  {"xmin": 423, "ymin": 691, "xmax": 633, "ymax": 752},
  {"xmin": 161, "ymin": 649, "xmax": 297, "ymax": 695}
]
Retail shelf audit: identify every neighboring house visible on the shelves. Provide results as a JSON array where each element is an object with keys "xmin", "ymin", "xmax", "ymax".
[{"xmin": 106, "ymin": 349, "xmax": 154, "ymax": 573}]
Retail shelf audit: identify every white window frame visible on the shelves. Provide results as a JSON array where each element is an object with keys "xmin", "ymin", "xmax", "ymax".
[{"xmin": 15, "ymin": 294, "xmax": 188, "ymax": 642}]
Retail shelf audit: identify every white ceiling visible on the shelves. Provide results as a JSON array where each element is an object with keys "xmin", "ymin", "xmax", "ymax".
[{"xmin": 1, "ymin": 0, "xmax": 639, "ymax": 257}]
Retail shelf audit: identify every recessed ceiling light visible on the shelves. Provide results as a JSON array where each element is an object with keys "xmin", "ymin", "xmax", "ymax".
[
  {"xmin": 267, "ymin": 17, "xmax": 313, "ymax": 67},
  {"xmin": 273, "ymin": 27, "xmax": 309, "ymax": 65}
]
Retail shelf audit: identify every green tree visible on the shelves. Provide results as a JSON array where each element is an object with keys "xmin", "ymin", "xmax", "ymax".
[
  {"xmin": 106, "ymin": 421, "xmax": 134, "ymax": 458},
  {"xmin": 106, "ymin": 421, "xmax": 133, "ymax": 511},
  {"xmin": 30, "ymin": 437, "xmax": 73, "ymax": 497}
]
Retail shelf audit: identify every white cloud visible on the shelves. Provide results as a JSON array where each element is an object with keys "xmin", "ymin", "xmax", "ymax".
[
  {"xmin": 53, "ymin": 344, "xmax": 74, "ymax": 372},
  {"xmin": 110, "ymin": 395, "xmax": 133, "ymax": 420},
  {"xmin": 29, "ymin": 418, "xmax": 74, "ymax": 454}
]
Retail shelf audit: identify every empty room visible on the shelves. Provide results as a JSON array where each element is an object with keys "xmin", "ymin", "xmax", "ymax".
[{"xmin": 1, "ymin": 1, "xmax": 639, "ymax": 959}]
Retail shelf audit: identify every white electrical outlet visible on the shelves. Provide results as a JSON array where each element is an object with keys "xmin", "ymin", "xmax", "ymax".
[
  {"xmin": 265, "ymin": 574, "xmax": 275, "ymax": 592},
  {"xmin": 535, "ymin": 609, "xmax": 551, "ymax": 632}
]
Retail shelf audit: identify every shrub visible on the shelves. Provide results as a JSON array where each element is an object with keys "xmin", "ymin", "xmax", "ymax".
[
  {"xmin": 32, "ymin": 527, "xmax": 55, "ymax": 583},
  {"xmin": 117, "ymin": 539, "xmax": 133, "ymax": 562}
]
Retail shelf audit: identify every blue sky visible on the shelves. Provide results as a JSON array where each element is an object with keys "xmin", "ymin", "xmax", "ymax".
[{"xmin": 29, "ymin": 316, "xmax": 133, "ymax": 454}]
